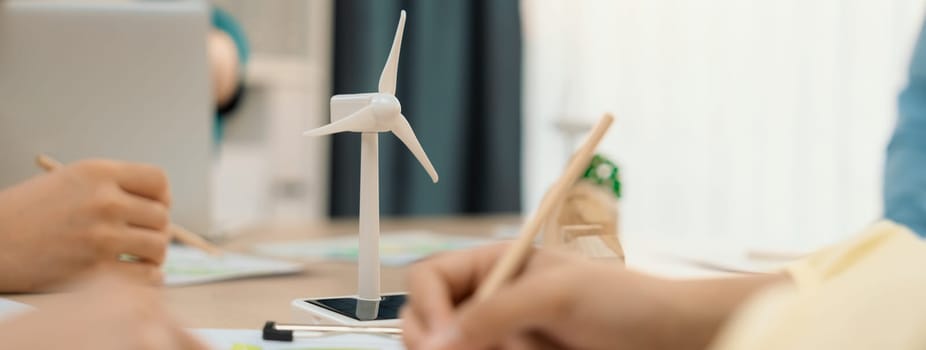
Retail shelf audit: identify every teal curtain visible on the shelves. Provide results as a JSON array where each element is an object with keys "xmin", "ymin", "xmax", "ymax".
[{"xmin": 329, "ymin": 0, "xmax": 522, "ymax": 217}]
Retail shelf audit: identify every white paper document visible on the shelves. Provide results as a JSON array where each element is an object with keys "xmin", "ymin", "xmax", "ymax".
[
  {"xmin": 194, "ymin": 328, "xmax": 404, "ymax": 350},
  {"xmin": 253, "ymin": 231, "xmax": 492, "ymax": 266},
  {"xmin": 164, "ymin": 246, "xmax": 304, "ymax": 286}
]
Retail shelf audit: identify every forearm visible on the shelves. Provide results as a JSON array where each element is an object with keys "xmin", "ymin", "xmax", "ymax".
[
  {"xmin": 0, "ymin": 257, "xmax": 34, "ymax": 292},
  {"xmin": 0, "ymin": 191, "xmax": 33, "ymax": 292},
  {"xmin": 662, "ymin": 274, "xmax": 789, "ymax": 350},
  {"xmin": 0, "ymin": 313, "xmax": 50, "ymax": 349}
]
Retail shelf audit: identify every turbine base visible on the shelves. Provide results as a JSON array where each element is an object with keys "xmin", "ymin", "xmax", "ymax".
[{"xmin": 291, "ymin": 293, "xmax": 405, "ymax": 326}]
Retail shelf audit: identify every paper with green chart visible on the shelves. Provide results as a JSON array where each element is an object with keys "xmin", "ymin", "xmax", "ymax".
[
  {"xmin": 164, "ymin": 245, "xmax": 303, "ymax": 286},
  {"xmin": 194, "ymin": 329, "xmax": 403, "ymax": 350},
  {"xmin": 253, "ymin": 230, "xmax": 492, "ymax": 266}
]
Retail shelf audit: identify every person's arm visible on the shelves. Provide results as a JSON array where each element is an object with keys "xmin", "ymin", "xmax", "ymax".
[
  {"xmin": 0, "ymin": 275, "xmax": 206, "ymax": 350},
  {"xmin": 667, "ymin": 274, "xmax": 787, "ymax": 349},
  {"xmin": 885, "ymin": 22, "xmax": 926, "ymax": 237},
  {"xmin": 404, "ymin": 223, "xmax": 914, "ymax": 350},
  {"xmin": 401, "ymin": 244, "xmax": 786, "ymax": 350}
]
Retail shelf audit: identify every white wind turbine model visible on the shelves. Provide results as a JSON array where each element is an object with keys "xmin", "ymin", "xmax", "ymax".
[{"xmin": 302, "ymin": 10, "xmax": 438, "ymax": 321}]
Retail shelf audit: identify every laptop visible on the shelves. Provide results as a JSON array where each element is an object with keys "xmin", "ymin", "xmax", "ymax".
[{"xmin": 0, "ymin": 0, "xmax": 213, "ymax": 234}]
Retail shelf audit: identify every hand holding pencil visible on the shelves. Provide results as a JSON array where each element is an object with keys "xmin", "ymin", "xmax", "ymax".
[
  {"xmin": 35, "ymin": 155, "xmax": 221, "ymax": 256},
  {"xmin": 400, "ymin": 114, "xmax": 779, "ymax": 350},
  {"xmin": 402, "ymin": 243, "xmax": 688, "ymax": 350},
  {"xmin": 0, "ymin": 157, "xmax": 179, "ymax": 291},
  {"xmin": 401, "ymin": 114, "xmax": 669, "ymax": 350}
]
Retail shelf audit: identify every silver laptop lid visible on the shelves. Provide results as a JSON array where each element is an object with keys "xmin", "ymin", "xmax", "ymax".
[{"xmin": 0, "ymin": 0, "xmax": 213, "ymax": 234}]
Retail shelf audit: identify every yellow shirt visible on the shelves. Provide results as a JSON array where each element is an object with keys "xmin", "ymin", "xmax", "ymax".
[{"xmin": 710, "ymin": 221, "xmax": 926, "ymax": 350}]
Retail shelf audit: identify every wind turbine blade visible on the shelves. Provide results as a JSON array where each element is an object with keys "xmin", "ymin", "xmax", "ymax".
[
  {"xmin": 304, "ymin": 106, "xmax": 378, "ymax": 136},
  {"xmin": 391, "ymin": 114, "xmax": 438, "ymax": 183},
  {"xmin": 378, "ymin": 10, "xmax": 406, "ymax": 95}
]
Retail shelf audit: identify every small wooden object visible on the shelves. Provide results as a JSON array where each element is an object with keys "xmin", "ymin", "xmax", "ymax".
[
  {"xmin": 474, "ymin": 113, "xmax": 614, "ymax": 301},
  {"xmin": 543, "ymin": 181, "xmax": 624, "ymax": 262},
  {"xmin": 35, "ymin": 154, "xmax": 223, "ymax": 256}
]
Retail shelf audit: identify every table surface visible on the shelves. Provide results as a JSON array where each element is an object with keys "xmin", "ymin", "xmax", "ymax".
[{"xmin": 8, "ymin": 215, "xmax": 523, "ymax": 329}]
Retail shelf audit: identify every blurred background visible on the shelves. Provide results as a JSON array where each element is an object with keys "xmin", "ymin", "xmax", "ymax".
[
  {"xmin": 522, "ymin": 0, "xmax": 926, "ymax": 247},
  {"xmin": 4, "ymin": 0, "xmax": 925, "ymax": 248},
  {"xmin": 212, "ymin": 0, "xmax": 522, "ymax": 228}
]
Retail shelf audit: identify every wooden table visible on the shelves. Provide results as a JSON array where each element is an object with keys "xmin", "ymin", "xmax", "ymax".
[{"xmin": 9, "ymin": 215, "xmax": 521, "ymax": 329}]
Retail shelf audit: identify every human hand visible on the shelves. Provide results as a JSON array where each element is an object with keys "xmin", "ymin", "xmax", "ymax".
[
  {"xmin": 0, "ymin": 159, "xmax": 171, "ymax": 292},
  {"xmin": 0, "ymin": 274, "xmax": 207, "ymax": 350},
  {"xmin": 403, "ymin": 244, "xmax": 727, "ymax": 350}
]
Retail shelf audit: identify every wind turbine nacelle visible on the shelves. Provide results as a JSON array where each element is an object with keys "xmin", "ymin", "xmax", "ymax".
[{"xmin": 330, "ymin": 93, "xmax": 377, "ymax": 123}]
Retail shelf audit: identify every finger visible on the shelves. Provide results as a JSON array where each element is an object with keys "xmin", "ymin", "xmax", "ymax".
[
  {"xmin": 406, "ymin": 244, "xmax": 511, "ymax": 330},
  {"xmin": 119, "ymin": 194, "xmax": 171, "ymax": 230},
  {"xmin": 502, "ymin": 334, "xmax": 563, "ymax": 350},
  {"xmin": 154, "ymin": 301, "xmax": 209, "ymax": 350},
  {"xmin": 169, "ymin": 325, "xmax": 210, "ymax": 350},
  {"xmin": 406, "ymin": 260, "xmax": 463, "ymax": 331},
  {"xmin": 400, "ymin": 307, "xmax": 427, "ymax": 350},
  {"xmin": 103, "ymin": 227, "xmax": 170, "ymax": 265},
  {"xmin": 138, "ymin": 318, "xmax": 178, "ymax": 350},
  {"xmin": 114, "ymin": 162, "xmax": 171, "ymax": 206},
  {"xmin": 437, "ymin": 272, "xmax": 572, "ymax": 350},
  {"xmin": 98, "ymin": 261, "xmax": 164, "ymax": 286}
]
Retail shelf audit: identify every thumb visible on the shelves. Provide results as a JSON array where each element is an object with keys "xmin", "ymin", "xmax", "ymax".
[{"xmin": 432, "ymin": 272, "xmax": 573, "ymax": 350}]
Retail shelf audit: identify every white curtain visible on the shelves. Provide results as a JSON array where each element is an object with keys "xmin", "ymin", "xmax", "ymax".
[{"xmin": 522, "ymin": 0, "xmax": 926, "ymax": 247}]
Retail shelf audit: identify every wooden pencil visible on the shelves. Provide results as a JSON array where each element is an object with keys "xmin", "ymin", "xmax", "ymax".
[
  {"xmin": 474, "ymin": 113, "xmax": 614, "ymax": 301},
  {"xmin": 35, "ymin": 154, "xmax": 223, "ymax": 256}
]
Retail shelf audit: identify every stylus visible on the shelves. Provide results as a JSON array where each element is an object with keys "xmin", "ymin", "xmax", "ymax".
[{"xmin": 262, "ymin": 321, "xmax": 402, "ymax": 341}]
